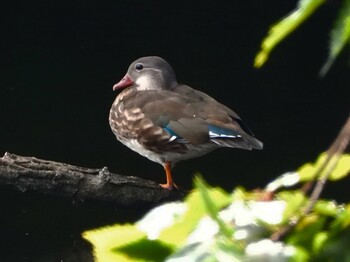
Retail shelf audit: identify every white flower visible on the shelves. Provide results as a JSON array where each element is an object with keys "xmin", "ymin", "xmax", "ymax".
[
  {"xmin": 137, "ymin": 202, "xmax": 187, "ymax": 240},
  {"xmin": 266, "ymin": 172, "xmax": 300, "ymax": 192},
  {"xmin": 221, "ymin": 200, "xmax": 255, "ymax": 226},
  {"xmin": 246, "ymin": 239, "xmax": 296, "ymax": 261},
  {"xmin": 249, "ymin": 200, "xmax": 286, "ymax": 225},
  {"xmin": 187, "ymin": 216, "xmax": 218, "ymax": 244}
]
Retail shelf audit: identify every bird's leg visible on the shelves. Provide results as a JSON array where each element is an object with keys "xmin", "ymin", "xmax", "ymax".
[{"xmin": 160, "ymin": 161, "xmax": 178, "ymax": 190}]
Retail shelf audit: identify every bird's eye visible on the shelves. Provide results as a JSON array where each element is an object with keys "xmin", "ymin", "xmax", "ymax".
[{"xmin": 135, "ymin": 63, "xmax": 144, "ymax": 71}]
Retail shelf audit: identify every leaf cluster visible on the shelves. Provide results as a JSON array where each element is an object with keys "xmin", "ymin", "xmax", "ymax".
[
  {"xmin": 255, "ymin": 0, "xmax": 350, "ymax": 76},
  {"xmin": 83, "ymin": 153, "xmax": 350, "ymax": 261}
]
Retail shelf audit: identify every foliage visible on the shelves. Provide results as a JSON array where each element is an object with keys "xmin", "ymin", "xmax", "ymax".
[
  {"xmin": 83, "ymin": 152, "xmax": 350, "ymax": 262},
  {"xmin": 321, "ymin": 0, "xmax": 350, "ymax": 75},
  {"xmin": 255, "ymin": 0, "xmax": 350, "ymax": 75}
]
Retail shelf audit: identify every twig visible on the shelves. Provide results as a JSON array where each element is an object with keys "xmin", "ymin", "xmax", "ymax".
[
  {"xmin": 271, "ymin": 115, "xmax": 350, "ymax": 241},
  {"xmin": 303, "ymin": 115, "xmax": 350, "ymax": 214}
]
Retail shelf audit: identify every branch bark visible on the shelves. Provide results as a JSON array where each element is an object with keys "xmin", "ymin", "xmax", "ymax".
[{"xmin": 0, "ymin": 152, "xmax": 185, "ymax": 206}]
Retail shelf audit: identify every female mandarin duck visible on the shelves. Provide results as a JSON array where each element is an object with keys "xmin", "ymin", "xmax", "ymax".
[{"xmin": 109, "ymin": 56, "xmax": 263, "ymax": 190}]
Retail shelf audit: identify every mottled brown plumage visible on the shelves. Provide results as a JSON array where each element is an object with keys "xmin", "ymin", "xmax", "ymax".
[{"xmin": 109, "ymin": 56, "xmax": 263, "ymax": 189}]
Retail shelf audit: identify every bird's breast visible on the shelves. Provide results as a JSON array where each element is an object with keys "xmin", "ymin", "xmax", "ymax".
[
  {"xmin": 109, "ymin": 93, "xmax": 187, "ymax": 155},
  {"xmin": 109, "ymin": 98, "xmax": 144, "ymax": 139}
]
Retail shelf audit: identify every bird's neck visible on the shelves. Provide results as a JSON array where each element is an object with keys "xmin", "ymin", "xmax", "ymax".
[{"xmin": 135, "ymin": 75, "xmax": 177, "ymax": 91}]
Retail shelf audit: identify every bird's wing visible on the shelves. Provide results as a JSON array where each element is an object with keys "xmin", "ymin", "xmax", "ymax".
[
  {"xmin": 173, "ymin": 85, "xmax": 263, "ymax": 149},
  {"xmin": 126, "ymin": 85, "xmax": 262, "ymax": 149}
]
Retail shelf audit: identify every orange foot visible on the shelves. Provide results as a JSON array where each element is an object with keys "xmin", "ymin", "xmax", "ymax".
[
  {"xmin": 159, "ymin": 182, "xmax": 178, "ymax": 190},
  {"xmin": 159, "ymin": 161, "xmax": 178, "ymax": 190}
]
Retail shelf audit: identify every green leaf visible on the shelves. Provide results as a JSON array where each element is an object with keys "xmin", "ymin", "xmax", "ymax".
[
  {"xmin": 194, "ymin": 176, "xmax": 233, "ymax": 239},
  {"xmin": 314, "ymin": 200, "xmax": 339, "ymax": 217},
  {"xmin": 314, "ymin": 204, "xmax": 350, "ymax": 260},
  {"xmin": 82, "ymin": 158, "xmax": 350, "ymax": 261},
  {"xmin": 158, "ymin": 177, "xmax": 231, "ymax": 246},
  {"xmin": 290, "ymin": 246, "xmax": 310, "ymax": 262},
  {"xmin": 313, "ymin": 232, "xmax": 329, "ymax": 254},
  {"xmin": 115, "ymin": 238, "xmax": 173, "ymax": 262},
  {"xmin": 320, "ymin": 0, "xmax": 350, "ymax": 76},
  {"xmin": 277, "ymin": 190, "xmax": 307, "ymax": 223},
  {"xmin": 83, "ymin": 177, "xmax": 231, "ymax": 261},
  {"xmin": 328, "ymin": 154, "xmax": 350, "ymax": 181},
  {"xmin": 287, "ymin": 214, "xmax": 326, "ymax": 252},
  {"xmin": 83, "ymin": 224, "xmax": 146, "ymax": 262},
  {"xmin": 297, "ymin": 153, "xmax": 350, "ymax": 182},
  {"xmin": 330, "ymin": 204, "xmax": 350, "ymax": 232},
  {"xmin": 254, "ymin": 0, "xmax": 326, "ymax": 68},
  {"xmin": 231, "ymin": 187, "xmax": 248, "ymax": 201},
  {"xmin": 167, "ymin": 178, "xmax": 244, "ymax": 261},
  {"xmin": 315, "ymin": 228, "xmax": 350, "ymax": 261}
]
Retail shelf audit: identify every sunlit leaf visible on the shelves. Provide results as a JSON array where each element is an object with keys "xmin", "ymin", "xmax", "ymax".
[
  {"xmin": 330, "ymin": 204, "xmax": 350, "ymax": 231},
  {"xmin": 313, "ymin": 231, "xmax": 329, "ymax": 254},
  {"xmin": 195, "ymin": 176, "xmax": 221, "ymax": 219},
  {"xmin": 83, "ymin": 224, "xmax": 146, "ymax": 262},
  {"xmin": 195, "ymin": 176, "xmax": 233, "ymax": 238},
  {"xmin": 328, "ymin": 154, "xmax": 350, "ymax": 181},
  {"xmin": 288, "ymin": 214, "xmax": 326, "ymax": 251},
  {"xmin": 277, "ymin": 191, "xmax": 307, "ymax": 223},
  {"xmin": 297, "ymin": 153, "xmax": 326, "ymax": 182},
  {"xmin": 231, "ymin": 186, "xmax": 248, "ymax": 201},
  {"xmin": 292, "ymin": 246, "xmax": 310, "ymax": 262},
  {"xmin": 298, "ymin": 153, "xmax": 350, "ymax": 182},
  {"xmin": 316, "ymin": 205, "xmax": 350, "ymax": 260},
  {"xmin": 254, "ymin": 0, "xmax": 325, "ymax": 68},
  {"xmin": 82, "ymin": 156, "xmax": 350, "ymax": 261},
  {"xmin": 167, "ymin": 178, "xmax": 244, "ymax": 261},
  {"xmin": 158, "ymin": 177, "xmax": 230, "ymax": 246},
  {"xmin": 314, "ymin": 200, "xmax": 339, "ymax": 217},
  {"xmin": 320, "ymin": 0, "xmax": 350, "ymax": 76}
]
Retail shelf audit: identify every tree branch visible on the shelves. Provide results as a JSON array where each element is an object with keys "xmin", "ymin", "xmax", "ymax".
[
  {"xmin": 0, "ymin": 152, "xmax": 185, "ymax": 206},
  {"xmin": 271, "ymin": 115, "xmax": 350, "ymax": 241}
]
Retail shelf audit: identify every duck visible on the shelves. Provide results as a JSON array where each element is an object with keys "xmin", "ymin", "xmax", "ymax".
[{"xmin": 109, "ymin": 56, "xmax": 263, "ymax": 190}]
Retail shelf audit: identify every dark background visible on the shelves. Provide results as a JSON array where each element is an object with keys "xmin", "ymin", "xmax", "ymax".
[{"xmin": 0, "ymin": 1, "xmax": 349, "ymax": 261}]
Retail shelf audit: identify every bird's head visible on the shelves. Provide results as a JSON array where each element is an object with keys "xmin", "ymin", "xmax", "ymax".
[{"xmin": 113, "ymin": 56, "xmax": 178, "ymax": 91}]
